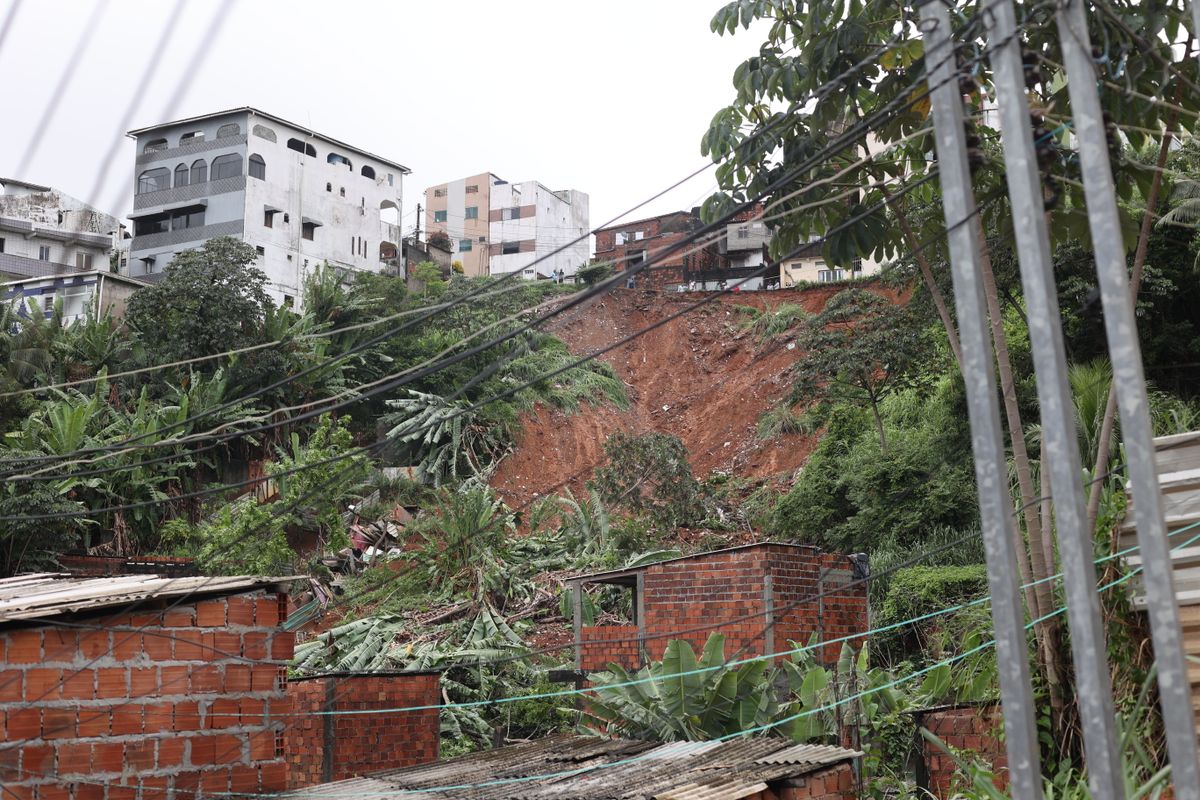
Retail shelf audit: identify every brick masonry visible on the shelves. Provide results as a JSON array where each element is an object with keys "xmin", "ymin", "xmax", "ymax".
[
  {"xmin": 284, "ymin": 672, "xmax": 440, "ymax": 788},
  {"xmin": 741, "ymin": 763, "xmax": 856, "ymax": 800},
  {"xmin": 580, "ymin": 544, "xmax": 868, "ymax": 674},
  {"xmin": 918, "ymin": 703, "xmax": 1007, "ymax": 799},
  {"xmin": 0, "ymin": 590, "xmax": 292, "ymax": 799}
]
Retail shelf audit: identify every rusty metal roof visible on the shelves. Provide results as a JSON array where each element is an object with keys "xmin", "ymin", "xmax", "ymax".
[
  {"xmin": 282, "ymin": 735, "xmax": 860, "ymax": 800},
  {"xmin": 0, "ymin": 573, "xmax": 298, "ymax": 625}
]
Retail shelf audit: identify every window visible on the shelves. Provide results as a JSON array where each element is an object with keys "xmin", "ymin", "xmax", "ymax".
[
  {"xmin": 326, "ymin": 183, "xmax": 332, "ymax": 193},
  {"xmin": 465, "ymin": 184, "xmax": 478, "ymax": 194},
  {"xmin": 135, "ymin": 213, "xmax": 170, "ymax": 236},
  {"xmin": 504, "ymin": 207, "xmax": 521, "ymax": 221},
  {"xmin": 817, "ymin": 269, "xmax": 844, "ymax": 283},
  {"xmin": 302, "ymin": 221, "xmax": 317, "ymax": 241},
  {"xmin": 216, "ymin": 122, "xmax": 241, "ymax": 138},
  {"xmin": 287, "ymin": 138, "xmax": 316, "ymax": 157},
  {"xmin": 172, "ymin": 208, "xmax": 205, "ymax": 230},
  {"xmin": 135, "ymin": 207, "xmax": 204, "ymax": 236},
  {"xmin": 464, "ymin": 206, "xmax": 478, "ymax": 220},
  {"xmin": 361, "ymin": 165, "xmax": 376, "ymax": 179},
  {"xmin": 433, "ymin": 188, "xmax": 446, "ymax": 198},
  {"xmin": 736, "ymin": 226, "xmax": 750, "ymax": 239},
  {"xmin": 248, "ymin": 154, "xmax": 266, "ymax": 180},
  {"xmin": 626, "ymin": 250, "xmax": 646, "ymax": 270},
  {"xmin": 502, "ymin": 241, "xmax": 520, "ymax": 255},
  {"xmin": 75, "ymin": 253, "xmax": 93, "ymax": 270},
  {"xmin": 190, "ymin": 159, "xmax": 207, "ymax": 184},
  {"xmin": 283, "ymin": 294, "xmax": 294, "ymax": 308},
  {"xmin": 339, "ymin": 187, "xmax": 345, "ymax": 197},
  {"xmin": 634, "ymin": 231, "xmax": 645, "ymax": 241},
  {"xmin": 459, "ymin": 239, "xmax": 473, "ymax": 252},
  {"xmin": 38, "ymin": 245, "xmax": 51, "ymax": 261},
  {"xmin": 43, "ymin": 295, "xmax": 55, "ymax": 312},
  {"xmin": 283, "ymin": 213, "xmax": 289, "ymax": 224},
  {"xmin": 614, "ymin": 232, "xmax": 627, "ymax": 246},
  {"xmin": 252, "ymin": 124, "xmax": 277, "ymax": 142},
  {"xmin": 327, "ymin": 153, "xmax": 352, "ymax": 170},
  {"xmin": 179, "ymin": 130, "xmax": 204, "ymax": 144},
  {"xmin": 142, "ymin": 138, "xmax": 168, "ymax": 153},
  {"xmin": 433, "ymin": 210, "xmax": 447, "ymax": 223},
  {"xmin": 210, "ymin": 154, "xmax": 242, "ymax": 180},
  {"xmin": 137, "ymin": 167, "xmax": 170, "ymax": 194},
  {"xmin": 264, "ymin": 208, "xmax": 276, "ymax": 228},
  {"xmin": 0, "ymin": 237, "xmax": 5, "ymax": 253},
  {"xmin": 174, "ymin": 164, "xmax": 189, "ymax": 187},
  {"xmin": 387, "ymin": 173, "xmax": 394, "ymax": 186},
  {"xmin": 255, "ymin": 245, "xmax": 265, "ymax": 257}
]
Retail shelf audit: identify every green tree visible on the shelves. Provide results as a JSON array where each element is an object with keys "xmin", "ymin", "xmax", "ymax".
[
  {"xmin": 792, "ymin": 289, "xmax": 931, "ymax": 451},
  {"xmin": 126, "ymin": 237, "xmax": 272, "ymax": 364},
  {"xmin": 577, "ymin": 262, "xmax": 613, "ymax": 286},
  {"xmin": 588, "ymin": 431, "xmax": 702, "ymax": 529}
]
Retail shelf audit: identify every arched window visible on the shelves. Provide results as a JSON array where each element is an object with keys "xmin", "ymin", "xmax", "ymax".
[
  {"xmin": 327, "ymin": 153, "xmax": 352, "ymax": 170},
  {"xmin": 252, "ymin": 124, "xmax": 277, "ymax": 143},
  {"xmin": 287, "ymin": 138, "xmax": 316, "ymax": 157},
  {"xmin": 190, "ymin": 159, "xmax": 207, "ymax": 184},
  {"xmin": 211, "ymin": 154, "xmax": 242, "ymax": 180},
  {"xmin": 137, "ymin": 167, "xmax": 170, "ymax": 194},
  {"xmin": 142, "ymin": 138, "xmax": 168, "ymax": 154},
  {"xmin": 179, "ymin": 130, "xmax": 205, "ymax": 145},
  {"xmin": 216, "ymin": 123, "xmax": 241, "ymax": 138},
  {"xmin": 174, "ymin": 164, "xmax": 190, "ymax": 187},
  {"xmin": 361, "ymin": 165, "xmax": 376, "ymax": 179},
  {"xmin": 248, "ymin": 154, "xmax": 266, "ymax": 180}
]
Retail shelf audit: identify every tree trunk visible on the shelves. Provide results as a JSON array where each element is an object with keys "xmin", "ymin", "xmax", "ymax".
[
  {"xmin": 975, "ymin": 221, "xmax": 1067, "ymax": 726},
  {"xmin": 881, "ymin": 185, "xmax": 964, "ymax": 368},
  {"xmin": 869, "ymin": 394, "xmax": 889, "ymax": 454},
  {"xmin": 1084, "ymin": 110, "xmax": 1179, "ymax": 533}
]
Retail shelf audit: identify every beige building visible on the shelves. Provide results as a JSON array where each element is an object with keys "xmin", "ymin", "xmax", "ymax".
[{"xmin": 425, "ymin": 172, "xmax": 588, "ymax": 279}]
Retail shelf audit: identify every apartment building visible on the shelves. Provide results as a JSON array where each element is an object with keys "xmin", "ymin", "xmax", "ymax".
[
  {"xmin": 126, "ymin": 108, "xmax": 410, "ymax": 306},
  {"xmin": 424, "ymin": 173, "xmax": 588, "ymax": 279},
  {"xmin": 0, "ymin": 178, "xmax": 123, "ymax": 281},
  {"xmin": 780, "ymin": 240, "xmax": 881, "ymax": 286}
]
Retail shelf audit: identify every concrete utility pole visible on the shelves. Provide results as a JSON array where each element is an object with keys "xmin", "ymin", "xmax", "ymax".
[
  {"xmin": 983, "ymin": 2, "xmax": 1124, "ymax": 797},
  {"xmin": 919, "ymin": 3, "xmax": 1043, "ymax": 798},
  {"xmin": 414, "ymin": 202, "xmax": 422, "ymax": 242},
  {"xmin": 1054, "ymin": 0, "xmax": 1200, "ymax": 794}
]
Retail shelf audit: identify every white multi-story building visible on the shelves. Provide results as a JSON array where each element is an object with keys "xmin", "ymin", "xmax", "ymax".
[
  {"xmin": 0, "ymin": 178, "xmax": 123, "ymax": 281},
  {"xmin": 126, "ymin": 108, "xmax": 410, "ymax": 306},
  {"xmin": 425, "ymin": 173, "xmax": 588, "ymax": 279}
]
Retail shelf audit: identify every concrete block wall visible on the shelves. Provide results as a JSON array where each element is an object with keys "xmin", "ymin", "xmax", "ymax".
[
  {"xmin": 285, "ymin": 672, "xmax": 440, "ymax": 788},
  {"xmin": 919, "ymin": 704, "xmax": 1007, "ymax": 799},
  {"xmin": 0, "ymin": 591, "xmax": 292, "ymax": 799}
]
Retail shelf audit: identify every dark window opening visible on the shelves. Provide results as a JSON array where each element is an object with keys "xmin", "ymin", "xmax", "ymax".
[
  {"xmin": 327, "ymin": 153, "xmax": 352, "ymax": 170},
  {"xmin": 287, "ymin": 138, "xmax": 317, "ymax": 157},
  {"xmin": 433, "ymin": 210, "xmax": 447, "ymax": 223},
  {"xmin": 134, "ymin": 206, "xmax": 206, "ymax": 237},
  {"xmin": 504, "ymin": 207, "xmax": 521, "ymax": 221},
  {"xmin": 142, "ymin": 138, "xmax": 168, "ymax": 154},
  {"xmin": 502, "ymin": 241, "xmax": 520, "ymax": 255},
  {"xmin": 326, "ymin": 183, "xmax": 332, "ymax": 192},
  {"xmin": 174, "ymin": 164, "xmax": 190, "ymax": 187},
  {"xmin": 75, "ymin": 253, "xmax": 94, "ymax": 270},
  {"xmin": 0, "ymin": 238, "xmax": 5, "ymax": 253},
  {"xmin": 210, "ymin": 153, "xmax": 242, "ymax": 180},
  {"xmin": 459, "ymin": 239, "xmax": 473, "ymax": 252},
  {"xmin": 302, "ymin": 222, "xmax": 318, "ymax": 241},
  {"xmin": 255, "ymin": 245, "xmax": 265, "ymax": 257},
  {"xmin": 38, "ymin": 245, "xmax": 51, "ymax": 261},
  {"xmin": 264, "ymin": 209, "xmax": 276, "ymax": 228},
  {"xmin": 137, "ymin": 167, "xmax": 170, "ymax": 195},
  {"xmin": 248, "ymin": 154, "xmax": 266, "ymax": 180},
  {"xmin": 283, "ymin": 294, "xmax": 294, "ymax": 308},
  {"xmin": 464, "ymin": 206, "xmax": 478, "ymax": 220},
  {"xmin": 339, "ymin": 187, "xmax": 345, "ymax": 198},
  {"xmin": 190, "ymin": 159, "xmax": 207, "ymax": 184},
  {"xmin": 180, "ymin": 131, "xmax": 205, "ymax": 145},
  {"xmin": 361, "ymin": 165, "xmax": 376, "ymax": 179},
  {"xmin": 283, "ymin": 213, "xmax": 290, "ymax": 224},
  {"xmin": 465, "ymin": 184, "xmax": 479, "ymax": 194}
]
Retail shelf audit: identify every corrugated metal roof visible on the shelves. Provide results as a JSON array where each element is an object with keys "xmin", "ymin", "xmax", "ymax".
[
  {"xmin": 0, "ymin": 573, "xmax": 299, "ymax": 625},
  {"xmin": 282, "ymin": 735, "xmax": 860, "ymax": 800}
]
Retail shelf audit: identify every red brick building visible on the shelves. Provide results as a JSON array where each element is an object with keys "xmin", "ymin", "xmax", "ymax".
[
  {"xmin": 0, "ymin": 573, "xmax": 296, "ymax": 798},
  {"xmin": 915, "ymin": 703, "xmax": 1008, "ymax": 799},
  {"xmin": 568, "ymin": 543, "xmax": 869, "ymax": 674},
  {"xmin": 285, "ymin": 671, "xmax": 440, "ymax": 788}
]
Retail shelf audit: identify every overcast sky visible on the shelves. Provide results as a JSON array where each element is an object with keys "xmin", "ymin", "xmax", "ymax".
[{"xmin": 0, "ymin": 0, "xmax": 766, "ymax": 248}]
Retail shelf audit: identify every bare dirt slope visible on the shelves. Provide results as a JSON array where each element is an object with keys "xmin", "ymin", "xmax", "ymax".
[{"xmin": 491, "ymin": 285, "xmax": 857, "ymax": 509}]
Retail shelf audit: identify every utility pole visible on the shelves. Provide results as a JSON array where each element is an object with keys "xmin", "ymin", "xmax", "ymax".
[
  {"xmin": 984, "ymin": 2, "xmax": 1124, "ymax": 797},
  {"xmin": 414, "ymin": 202, "xmax": 422, "ymax": 242},
  {"xmin": 920, "ymin": 3, "xmax": 1043, "ymax": 798},
  {"xmin": 1054, "ymin": 0, "xmax": 1200, "ymax": 793}
]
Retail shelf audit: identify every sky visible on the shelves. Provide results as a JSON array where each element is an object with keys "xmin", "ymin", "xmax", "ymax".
[{"xmin": 0, "ymin": 0, "xmax": 767, "ymax": 250}]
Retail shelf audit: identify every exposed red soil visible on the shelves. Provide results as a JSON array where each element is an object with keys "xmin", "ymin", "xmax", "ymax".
[{"xmin": 491, "ymin": 284, "xmax": 869, "ymax": 510}]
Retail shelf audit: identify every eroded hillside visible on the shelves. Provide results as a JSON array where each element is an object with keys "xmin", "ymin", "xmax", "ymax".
[{"xmin": 491, "ymin": 284, "xmax": 865, "ymax": 509}]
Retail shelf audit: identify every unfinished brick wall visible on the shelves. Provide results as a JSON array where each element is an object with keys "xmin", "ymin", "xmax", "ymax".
[
  {"xmin": 0, "ymin": 590, "xmax": 292, "ymax": 799},
  {"xmin": 918, "ymin": 704, "xmax": 1007, "ymax": 799},
  {"xmin": 742, "ymin": 763, "xmax": 856, "ymax": 800},
  {"xmin": 771, "ymin": 550, "xmax": 869, "ymax": 665},
  {"xmin": 579, "ymin": 625, "xmax": 640, "ymax": 674},
  {"xmin": 285, "ymin": 672, "xmax": 440, "ymax": 788}
]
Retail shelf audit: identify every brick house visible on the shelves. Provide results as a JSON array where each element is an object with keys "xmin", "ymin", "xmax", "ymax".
[
  {"xmin": 279, "ymin": 735, "xmax": 862, "ymax": 800},
  {"xmin": 285, "ymin": 671, "xmax": 440, "ymax": 788},
  {"xmin": 0, "ymin": 573, "xmax": 297, "ymax": 798},
  {"xmin": 566, "ymin": 543, "xmax": 869, "ymax": 674}
]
